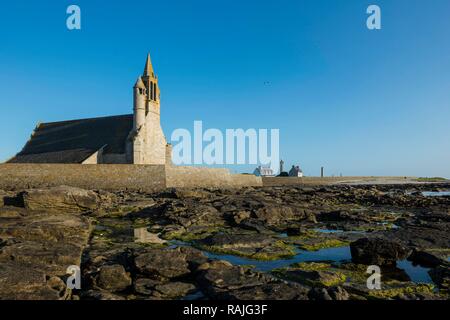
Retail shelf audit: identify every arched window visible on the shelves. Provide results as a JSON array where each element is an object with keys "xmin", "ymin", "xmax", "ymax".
[{"xmin": 150, "ymin": 81, "xmax": 153, "ymax": 100}]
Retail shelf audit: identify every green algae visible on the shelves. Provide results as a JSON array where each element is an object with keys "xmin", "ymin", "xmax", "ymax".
[
  {"xmin": 162, "ymin": 227, "xmax": 220, "ymax": 242},
  {"xmin": 298, "ymin": 239, "xmax": 349, "ymax": 251},
  {"xmin": 197, "ymin": 240, "xmax": 297, "ymax": 261},
  {"xmin": 367, "ymin": 283, "xmax": 435, "ymax": 299},
  {"xmin": 272, "ymin": 262, "xmax": 347, "ymax": 287},
  {"xmin": 289, "ymin": 262, "xmax": 332, "ymax": 271}
]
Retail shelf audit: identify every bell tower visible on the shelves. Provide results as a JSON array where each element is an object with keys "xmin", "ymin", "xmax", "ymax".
[
  {"xmin": 129, "ymin": 53, "xmax": 167, "ymax": 165},
  {"xmin": 141, "ymin": 53, "xmax": 160, "ymax": 114}
]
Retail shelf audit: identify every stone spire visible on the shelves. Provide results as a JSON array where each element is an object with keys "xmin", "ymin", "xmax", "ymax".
[
  {"xmin": 141, "ymin": 53, "xmax": 159, "ymax": 103},
  {"xmin": 143, "ymin": 53, "xmax": 154, "ymax": 77}
]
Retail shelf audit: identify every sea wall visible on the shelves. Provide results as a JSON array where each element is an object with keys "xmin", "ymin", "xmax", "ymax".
[
  {"xmin": 166, "ymin": 166, "xmax": 262, "ymax": 188},
  {"xmin": 0, "ymin": 163, "xmax": 262, "ymax": 191},
  {"xmin": 0, "ymin": 164, "xmax": 166, "ymax": 191}
]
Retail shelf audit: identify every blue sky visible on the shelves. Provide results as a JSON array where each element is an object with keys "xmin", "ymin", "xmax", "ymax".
[{"xmin": 0, "ymin": 0, "xmax": 449, "ymax": 177}]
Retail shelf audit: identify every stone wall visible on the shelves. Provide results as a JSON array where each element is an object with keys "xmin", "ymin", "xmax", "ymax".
[
  {"xmin": 166, "ymin": 166, "xmax": 262, "ymax": 188},
  {"xmin": 165, "ymin": 144, "xmax": 173, "ymax": 166},
  {"xmin": 0, "ymin": 163, "xmax": 262, "ymax": 191},
  {"xmin": 230, "ymin": 174, "xmax": 263, "ymax": 187},
  {"xmin": 0, "ymin": 164, "xmax": 166, "ymax": 191}
]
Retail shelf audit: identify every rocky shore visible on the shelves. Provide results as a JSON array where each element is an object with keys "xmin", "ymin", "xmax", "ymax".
[{"xmin": 1, "ymin": 183, "xmax": 449, "ymax": 300}]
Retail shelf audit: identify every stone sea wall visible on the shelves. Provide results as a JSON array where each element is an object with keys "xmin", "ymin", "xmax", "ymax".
[
  {"xmin": 0, "ymin": 164, "xmax": 166, "ymax": 191},
  {"xmin": 166, "ymin": 166, "xmax": 262, "ymax": 188},
  {"xmin": 0, "ymin": 163, "xmax": 262, "ymax": 191}
]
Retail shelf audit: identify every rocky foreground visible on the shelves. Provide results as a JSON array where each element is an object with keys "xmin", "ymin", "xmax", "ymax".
[{"xmin": 1, "ymin": 183, "xmax": 449, "ymax": 300}]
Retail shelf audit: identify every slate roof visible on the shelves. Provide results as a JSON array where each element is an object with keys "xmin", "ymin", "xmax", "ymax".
[{"xmin": 8, "ymin": 114, "xmax": 133, "ymax": 163}]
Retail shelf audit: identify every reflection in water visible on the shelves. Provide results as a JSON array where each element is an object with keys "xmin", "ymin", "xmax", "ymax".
[
  {"xmin": 182, "ymin": 290, "xmax": 205, "ymax": 301},
  {"xmin": 313, "ymin": 229, "xmax": 344, "ymax": 234},
  {"xmin": 422, "ymin": 191, "xmax": 450, "ymax": 197},
  {"xmin": 134, "ymin": 227, "xmax": 166, "ymax": 244},
  {"xmin": 201, "ymin": 245, "xmax": 434, "ymax": 284},
  {"xmin": 314, "ymin": 228, "xmax": 369, "ymax": 234},
  {"xmin": 203, "ymin": 246, "xmax": 352, "ymax": 272},
  {"xmin": 397, "ymin": 260, "xmax": 432, "ymax": 283}
]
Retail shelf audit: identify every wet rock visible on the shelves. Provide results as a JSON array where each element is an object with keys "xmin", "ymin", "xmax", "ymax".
[
  {"xmin": 328, "ymin": 286, "xmax": 350, "ymax": 300},
  {"xmin": 0, "ymin": 263, "xmax": 70, "ymax": 300},
  {"xmin": 238, "ymin": 220, "xmax": 269, "ymax": 233},
  {"xmin": 0, "ymin": 207, "xmax": 24, "ymax": 218},
  {"xmin": 380, "ymin": 266, "xmax": 411, "ymax": 282},
  {"xmin": 200, "ymin": 233, "xmax": 274, "ymax": 249},
  {"xmin": 429, "ymin": 265, "xmax": 450, "ymax": 289},
  {"xmin": 198, "ymin": 232, "xmax": 295, "ymax": 260},
  {"xmin": 285, "ymin": 226, "xmax": 308, "ymax": 236},
  {"xmin": 81, "ymin": 290, "xmax": 125, "ymax": 300},
  {"xmin": 178, "ymin": 246, "xmax": 209, "ymax": 271},
  {"xmin": 223, "ymin": 282, "xmax": 310, "ymax": 300},
  {"xmin": 217, "ymin": 203, "xmax": 237, "ymax": 213},
  {"xmin": 134, "ymin": 278, "xmax": 161, "ymax": 295},
  {"xmin": 21, "ymin": 186, "xmax": 100, "ymax": 212},
  {"xmin": 4, "ymin": 183, "xmax": 450, "ymax": 301},
  {"xmin": 153, "ymin": 282, "xmax": 196, "ymax": 298},
  {"xmin": 231, "ymin": 210, "xmax": 251, "ymax": 224},
  {"xmin": 97, "ymin": 264, "xmax": 132, "ymax": 292},
  {"xmin": 253, "ymin": 205, "xmax": 297, "ymax": 225},
  {"xmin": 162, "ymin": 202, "xmax": 224, "ymax": 228},
  {"xmin": 287, "ymin": 233, "xmax": 349, "ymax": 252},
  {"xmin": 408, "ymin": 250, "xmax": 445, "ymax": 268},
  {"xmin": 96, "ymin": 190, "xmax": 119, "ymax": 206},
  {"xmin": 350, "ymin": 238, "xmax": 411, "ymax": 266},
  {"xmin": 174, "ymin": 189, "xmax": 212, "ymax": 199},
  {"xmin": 275, "ymin": 269, "xmax": 346, "ymax": 287},
  {"xmin": 308, "ymin": 288, "xmax": 332, "ymax": 300},
  {"xmin": 157, "ymin": 188, "xmax": 214, "ymax": 200},
  {"xmin": 46, "ymin": 276, "xmax": 68, "ymax": 298},
  {"xmin": 0, "ymin": 190, "xmax": 5, "ymax": 207},
  {"xmin": 317, "ymin": 209, "xmax": 374, "ymax": 223},
  {"xmin": 134, "ymin": 248, "xmax": 190, "ymax": 278},
  {"xmin": 196, "ymin": 260, "xmax": 309, "ymax": 300},
  {"xmin": 0, "ymin": 210, "xmax": 92, "ymax": 299},
  {"xmin": 197, "ymin": 260, "xmax": 268, "ymax": 293},
  {"xmin": 1, "ymin": 213, "xmax": 92, "ymax": 245},
  {"xmin": 308, "ymin": 286, "xmax": 350, "ymax": 300},
  {"xmin": 0, "ymin": 255, "xmax": 69, "ymax": 300},
  {"xmin": 386, "ymin": 226, "xmax": 450, "ymax": 250}
]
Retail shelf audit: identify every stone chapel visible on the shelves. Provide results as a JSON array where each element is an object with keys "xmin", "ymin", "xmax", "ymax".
[{"xmin": 8, "ymin": 54, "xmax": 170, "ymax": 165}]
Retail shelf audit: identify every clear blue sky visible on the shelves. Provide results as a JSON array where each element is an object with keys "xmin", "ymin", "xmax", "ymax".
[{"xmin": 0, "ymin": 0, "xmax": 449, "ymax": 177}]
